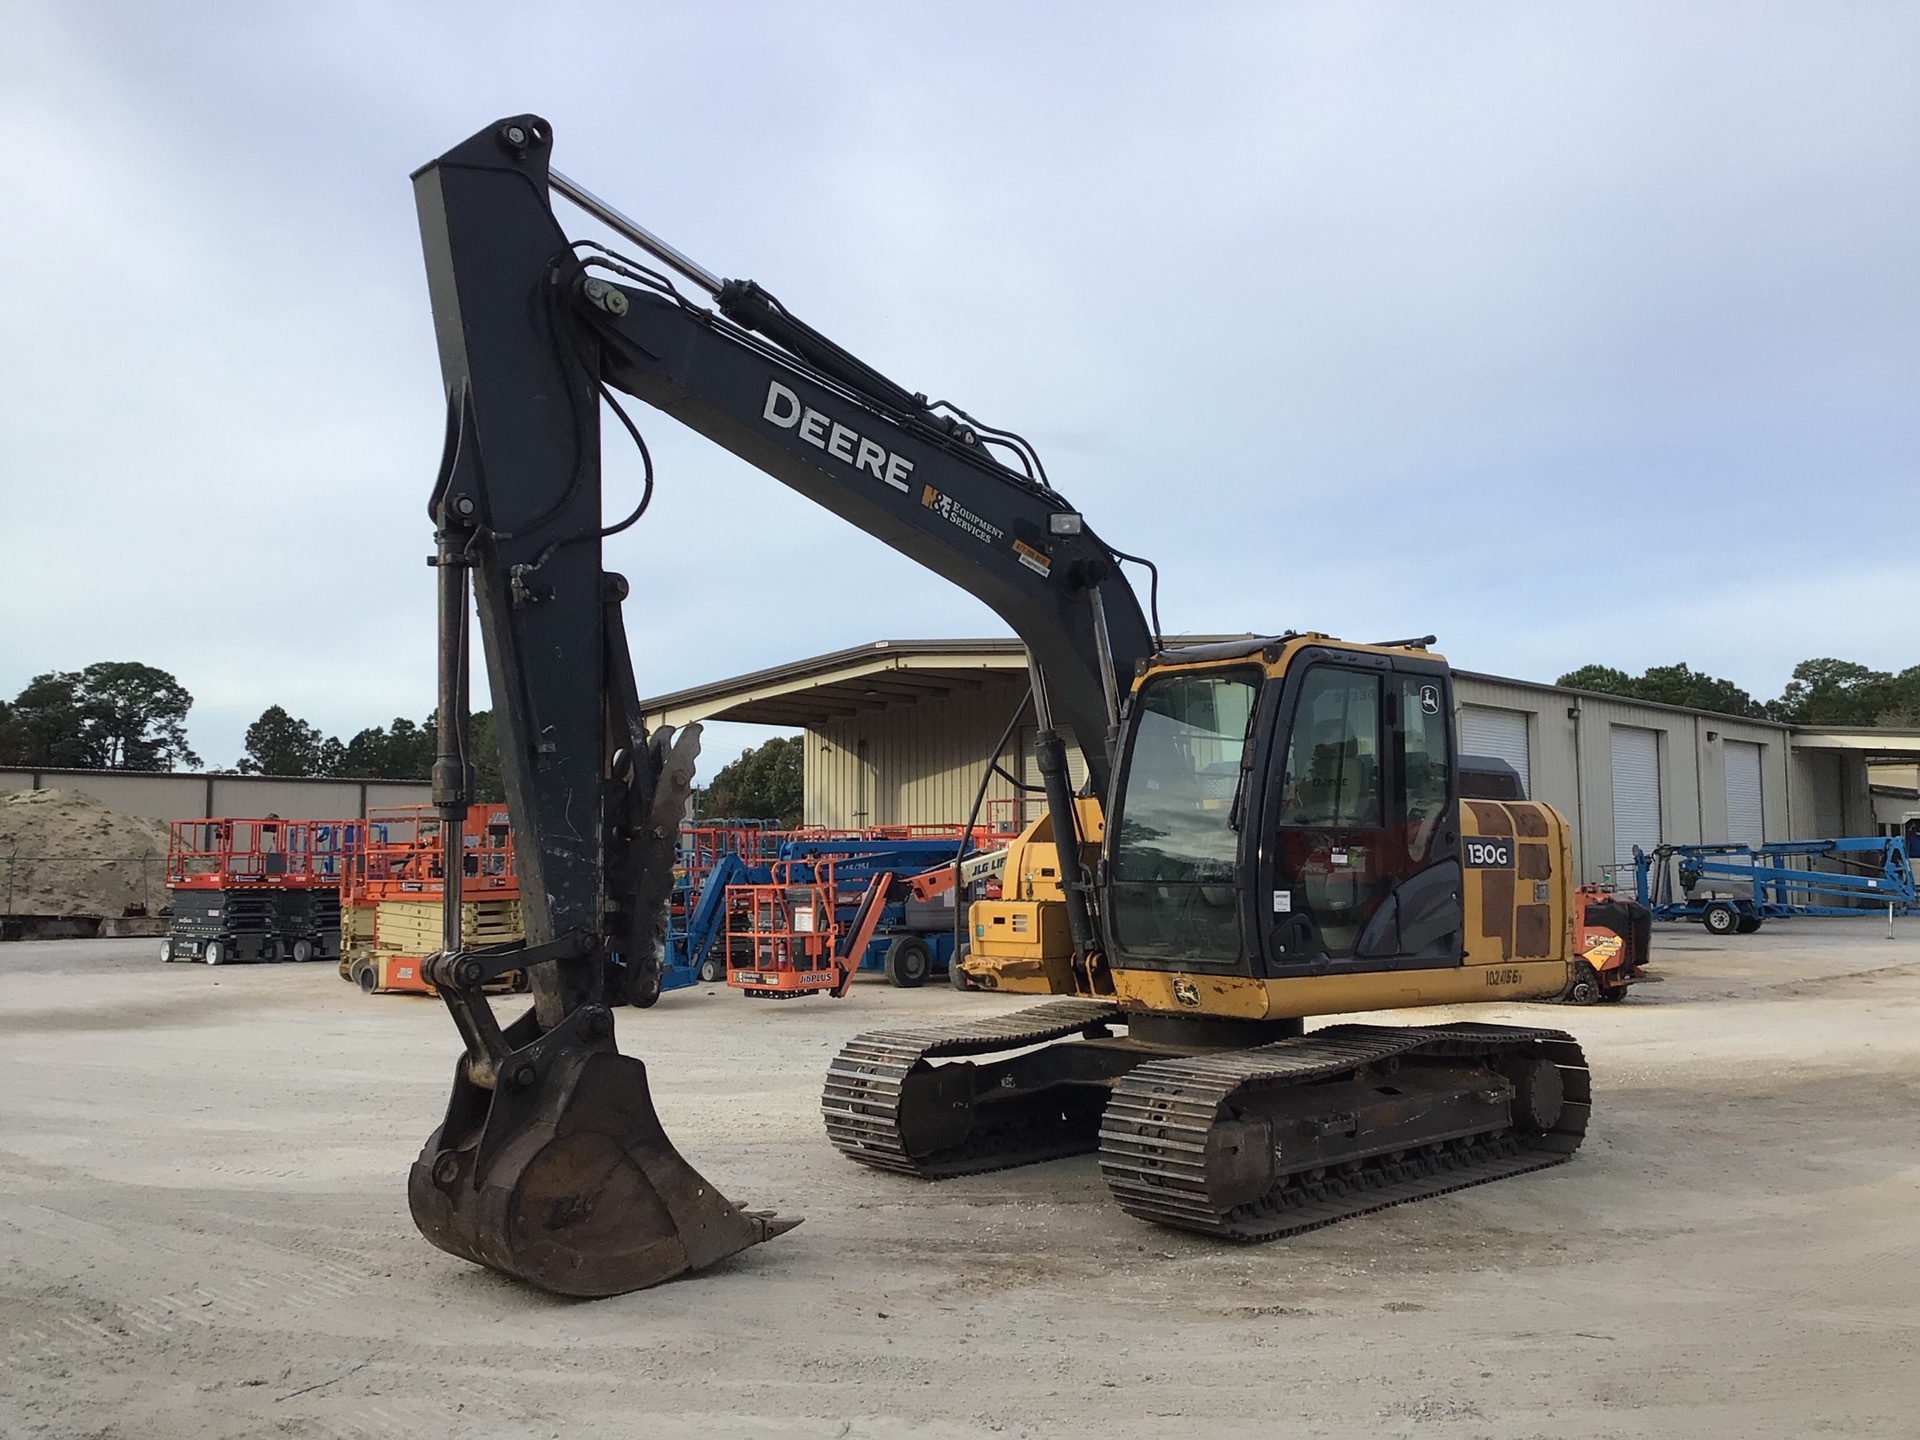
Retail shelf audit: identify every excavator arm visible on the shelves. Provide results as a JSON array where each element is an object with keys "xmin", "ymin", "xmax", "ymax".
[{"xmin": 405, "ymin": 115, "xmax": 1152, "ymax": 1296}]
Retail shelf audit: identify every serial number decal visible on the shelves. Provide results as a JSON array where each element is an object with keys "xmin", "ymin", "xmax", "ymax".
[
  {"xmin": 1463, "ymin": 836, "xmax": 1514, "ymax": 869},
  {"xmin": 920, "ymin": 484, "xmax": 1005, "ymax": 546},
  {"xmin": 1485, "ymin": 968, "xmax": 1523, "ymax": 987}
]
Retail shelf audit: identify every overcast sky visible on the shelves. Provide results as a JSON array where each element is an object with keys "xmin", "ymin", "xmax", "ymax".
[{"xmin": 3, "ymin": 1, "xmax": 1915, "ymax": 776}]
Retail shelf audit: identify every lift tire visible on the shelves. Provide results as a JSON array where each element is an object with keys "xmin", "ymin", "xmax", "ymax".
[
  {"xmin": 885, "ymin": 936, "xmax": 932, "ymax": 988},
  {"xmin": 1735, "ymin": 915, "xmax": 1763, "ymax": 934},
  {"xmin": 949, "ymin": 942, "xmax": 972, "ymax": 990},
  {"xmin": 1564, "ymin": 960, "xmax": 1602, "ymax": 1006},
  {"xmin": 203, "ymin": 940, "xmax": 225, "ymax": 967},
  {"xmin": 158, "ymin": 937, "xmax": 173, "ymax": 964},
  {"xmin": 354, "ymin": 961, "xmax": 377, "ymax": 993},
  {"xmin": 697, "ymin": 955, "xmax": 724, "ymax": 984},
  {"xmin": 1702, "ymin": 902, "xmax": 1740, "ymax": 937},
  {"xmin": 291, "ymin": 938, "xmax": 315, "ymax": 964},
  {"xmin": 1598, "ymin": 983, "xmax": 1629, "ymax": 1003}
]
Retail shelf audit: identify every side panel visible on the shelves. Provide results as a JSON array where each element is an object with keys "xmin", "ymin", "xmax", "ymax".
[{"xmin": 1460, "ymin": 799, "xmax": 1573, "ymax": 966}]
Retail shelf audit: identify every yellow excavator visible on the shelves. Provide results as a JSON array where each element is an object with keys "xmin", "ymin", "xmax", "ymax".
[{"xmin": 405, "ymin": 116, "xmax": 1588, "ymax": 1295}]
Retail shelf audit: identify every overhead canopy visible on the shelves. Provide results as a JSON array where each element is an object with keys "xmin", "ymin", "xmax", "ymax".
[
  {"xmin": 1792, "ymin": 728, "xmax": 1920, "ymax": 763},
  {"xmin": 640, "ymin": 639, "xmax": 1031, "ymax": 729}
]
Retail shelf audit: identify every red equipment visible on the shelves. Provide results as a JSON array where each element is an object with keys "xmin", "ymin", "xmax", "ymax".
[
  {"xmin": 166, "ymin": 818, "xmax": 341, "ymax": 891},
  {"xmin": 725, "ymin": 864, "xmax": 896, "ymax": 998},
  {"xmin": 1570, "ymin": 884, "xmax": 1657, "ymax": 1003}
]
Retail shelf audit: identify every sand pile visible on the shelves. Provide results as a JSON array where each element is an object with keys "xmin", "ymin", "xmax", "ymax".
[{"xmin": 0, "ymin": 788, "xmax": 173, "ymax": 917}]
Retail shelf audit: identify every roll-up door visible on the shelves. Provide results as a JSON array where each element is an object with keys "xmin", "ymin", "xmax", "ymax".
[
  {"xmin": 1459, "ymin": 706, "xmax": 1531, "ymax": 797},
  {"xmin": 1610, "ymin": 726, "xmax": 1662, "ymax": 871},
  {"xmin": 1724, "ymin": 741, "xmax": 1764, "ymax": 848}
]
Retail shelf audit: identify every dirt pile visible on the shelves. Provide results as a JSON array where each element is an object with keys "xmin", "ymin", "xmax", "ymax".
[{"xmin": 0, "ymin": 788, "xmax": 172, "ymax": 917}]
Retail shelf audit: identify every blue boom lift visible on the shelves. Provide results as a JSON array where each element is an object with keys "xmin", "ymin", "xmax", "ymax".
[
  {"xmin": 1634, "ymin": 835, "xmax": 1915, "ymax": 935},
  {"xmin": 639, "ymin": 834, "xmax": 987, "ymax": 997}
]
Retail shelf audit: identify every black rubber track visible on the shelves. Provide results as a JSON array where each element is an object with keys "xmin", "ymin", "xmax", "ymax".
[
  {"xmin": 1098, "ymin": 1022, "xmax": 1589, "ymax": 1241},
  {"xmin": 821, "ymin": 999, "xmax": 1124, "ymax": 1177}
]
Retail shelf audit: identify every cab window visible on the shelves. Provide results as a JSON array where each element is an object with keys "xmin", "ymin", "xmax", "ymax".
[
  {"xmin": 1276, "ymin": 670, "xmax": 1381, "ymax": 828},
  {"xmin": 1109, "ymin": 669, "xmax": 1260, "ymax": 962},
  {"xmin": 1395, "ymin": 675, "xmax": 1450, "ymax": 863}
]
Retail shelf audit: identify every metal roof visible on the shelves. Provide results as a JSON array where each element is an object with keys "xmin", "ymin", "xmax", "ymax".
[{"xmin": 641, "ymin": 636, "xmax": 1246, "ymax": 728}]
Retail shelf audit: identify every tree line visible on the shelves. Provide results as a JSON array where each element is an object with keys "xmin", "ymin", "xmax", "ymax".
[
  {"xmin": 0, "ymin": 663, "xmax": 198, "ymax": 770},
  {"xmin": 696, "ymin": 736, "xmax": 804, "ymax": 825},
  {"xmin": 1556, "ymin": 658, "xmax": 1920, "ymax": 726},
  {"xmin": 237, "ymin": 705, "xmax": 505, "ymax": 799},
  {"xmin": 0, "ymin": 663, "xmax": 497, "ymax": 796}
]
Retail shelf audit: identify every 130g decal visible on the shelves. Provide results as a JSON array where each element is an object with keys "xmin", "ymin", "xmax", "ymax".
[{"xmin": 1462, "ymin": 836, "xmax": 1514, "ymax": 869}]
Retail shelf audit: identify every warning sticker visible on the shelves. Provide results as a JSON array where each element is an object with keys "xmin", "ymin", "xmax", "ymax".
[{"xmin": 1012, "ymin": 538, "xmax": 1052, "ymax": 577}]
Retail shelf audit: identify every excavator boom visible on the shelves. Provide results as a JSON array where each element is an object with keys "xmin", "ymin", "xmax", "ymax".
[{"xmin": 407, "ymin": 115, "xmax": 1153, "ymax": 1295}]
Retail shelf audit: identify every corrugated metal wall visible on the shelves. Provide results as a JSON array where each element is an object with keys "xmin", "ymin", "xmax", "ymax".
[
  {"xmin": 1452, "ymin": 677, "xmax": 1792, "ymax": 882},
  {"xmin": 804, "ymin": 676, "xmax": 1091, "ymax": 830},
  {"xmin": 0, "ymin": 767, "xmax": 432, "ymax": 822}
]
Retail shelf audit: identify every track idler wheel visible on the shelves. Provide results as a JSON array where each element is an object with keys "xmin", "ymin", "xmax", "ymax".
[{"xmin": 409, "ymin": 1006, "xmax": 797, "ymax": 1297}]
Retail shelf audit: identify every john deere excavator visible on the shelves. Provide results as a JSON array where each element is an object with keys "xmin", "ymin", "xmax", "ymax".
[{"xmin": 407, "ymin": 116, "xmax": 1589, "ymax": 1298}]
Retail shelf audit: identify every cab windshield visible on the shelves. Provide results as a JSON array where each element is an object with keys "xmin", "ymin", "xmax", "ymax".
[{"xmin": 1108, "ymin": 669, "xmax": 1259, "ymax": 962}]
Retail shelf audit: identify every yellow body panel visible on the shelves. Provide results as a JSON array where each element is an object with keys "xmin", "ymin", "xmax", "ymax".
[
  {"xmin": 964, "ymin": 899, "xmax": 1075, "ymax": 992},
  {"xmin": 1114, "ymin": 958, "xmax": 1570, "ymax": 1019},
  {"xmin": 960, "ymin": 800, "xmax": 1104, "ymax": 991},
  {"xmin": 970, "ymin": 899, "xmax": 1071, "ymax": 961},
  {"xmin": 1459, "ymin": 799, "xmax": 1574, "ymax": 968},
  {"xmin": 337, "ymin": 901, "xmax": 379, "ymax": 978}
]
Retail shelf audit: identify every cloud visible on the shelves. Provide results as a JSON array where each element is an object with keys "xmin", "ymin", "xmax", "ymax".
[{"xmin": 1, "ymin": 1, "xmax": 1914, "ymax": 777}]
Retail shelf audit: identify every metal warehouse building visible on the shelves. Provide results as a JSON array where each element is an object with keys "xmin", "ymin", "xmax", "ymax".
[{"xmin": 643, "ymin": 637, "xmax": 1920, "ymax": 885}]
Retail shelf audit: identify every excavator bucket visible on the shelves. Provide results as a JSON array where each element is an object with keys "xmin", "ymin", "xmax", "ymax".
[{"xmin": 409, "ymin": 1012, "xmax": 797, "ymax": 1297}]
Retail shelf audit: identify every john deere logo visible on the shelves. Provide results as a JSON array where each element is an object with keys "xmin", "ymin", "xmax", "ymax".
[{"xmin": 1171, "ymin": 979, "xmax": 1201, "ymax": 1007}]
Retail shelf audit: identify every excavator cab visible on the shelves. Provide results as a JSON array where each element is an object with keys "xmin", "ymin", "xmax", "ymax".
[{"xmin": 1104, "ymin": 638, "xmax": 1466, "ymax": 984}]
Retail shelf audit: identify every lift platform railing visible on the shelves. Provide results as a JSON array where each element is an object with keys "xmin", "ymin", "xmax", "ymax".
[
  {"xmin": 358, "ymin": 803, "xmax": 520, "ymax": 902},
  {"xmin": 166, "ymin": 818, "xmax": 346, "ymax": 891}
]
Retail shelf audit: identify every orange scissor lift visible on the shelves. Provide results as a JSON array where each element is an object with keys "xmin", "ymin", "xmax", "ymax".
[{"xmin": 339, "ymin": 804, "xmax": 526, "ymax": 995}]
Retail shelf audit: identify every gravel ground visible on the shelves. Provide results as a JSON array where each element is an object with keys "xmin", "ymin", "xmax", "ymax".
[{"xmin": 4, "ymin": 919, "xmax": 1918, "ymax": 1439}]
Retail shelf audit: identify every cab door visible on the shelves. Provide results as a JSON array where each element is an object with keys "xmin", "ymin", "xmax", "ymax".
[{"xmin": 1257, "ymin": 652, "xmax": 1462, "ymax": 975}]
